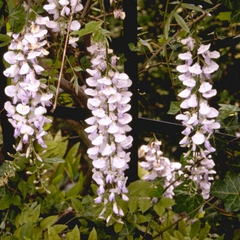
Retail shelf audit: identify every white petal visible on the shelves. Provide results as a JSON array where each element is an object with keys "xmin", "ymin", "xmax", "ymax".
[
  {"xmin": 85, "ymin": 116, "xmax": 97, "ymax": 125},
  {"xmin": 209, "ymin": 50, "xmax": 220, "ymax": 59},
  {"xmin": 92, "ymin": 108, "xmax": 105, "ymax": 118},
  {"xmin": 4, "ymin": 51, "xmax": 17, "ymax": 64},
  {"xmin": 202, "ymin": 61, "xmax": 219, "ymax": 74},
  {"xmin": 199, "ymin": 82, "xmax": 212, "ymax": 93},
  {"xmin": 189, "ymin": 63, "xmax": 202, "ymax": 74},
  {"xmin": 183, "ymin": 78, "xmax": 196, "ymax": 87},
  {"xmin": 88, "ymin": 98, "xmax": 101, "ymax": 107},
  {"xmin": 178, "ymin": 52, "xmax": 192, "ymax": 60},
  {"xmin": 112, "ymin": 156, "xmax": 126, "ymax": 169},
  {"xmin": 85, "ymin": 125, "xmax": 97, "ymax": 133},
  {"xmin": 176, "ymin": 64, "xmax": 189, "ymax": 73},
  {"xmin": 98, "ymin": 116, "xmax": 112, "ymax": 126},
  {"xmin": 84, "ymin": 88, "xmax": 98, "ymax": 96},
  {"xmin": 70, "ymin": 20, "xmax": 81, "ymax": 30},
  {"xmin": 108, "ymin": 122, "xmax": 119, "ymax": 133},
  {"xmin": 176, "ymin": 114, "xmax": 189, "ymax": 121},
  {"xmin": 192, "ymin": 132, "xmax": 205, "ymax": 145},
  {"xmin": 92, "ymin": 134, "xmax": 103, "ymax": 145},
  {"xmin": 178, "ymin": 88, "xmax": 191, "ymax": 98},
  {"xmin": 86, "ymin": 77, "xmax": 98, "ymax": 87},
  {"xmin": 118, "ymin": 113, "xmax": 132, "ymax": 124},
  {"xmin": 87, "ymin": 146, "xmax": 99, "ymax": 155},
  {"xmin": 188, "ymin": 94, "xmax": 198, "ymax": 108},
  {"xmin": 114, "ymin": 133, "xmax": 126, "ymax": 143},
  {"xmin": 202, "ymin": 89, "xmax": 217, "ymax": 98},
  {"xmin": 16, "ymin": 104, "xmax": 30, "ymax": 115},
  {"xmin": 197, "ymin": 44, "xmax": 210, "ymax": 54},
  {"xmin": 199, "ymin": 101, "xmax": 211, "ymax": 115},
  {"xmin": 93, "ymin": 158, "xmax": 106, "ymax": 168},
  {"xmin": 207, "ymin": 107, "xmax": 219, "ymax": 118}
]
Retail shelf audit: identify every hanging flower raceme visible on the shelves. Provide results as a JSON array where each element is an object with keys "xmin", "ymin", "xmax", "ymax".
[
  {"xmin": 84, "ymin": 42, "xmax": 133, "ymax": 222},
  {"xmin": 139, "ymin": 139, "xmax": 182, "ymax": 199},
  {"xmin": 4, "ymin": 15, "xmax": 53, "ymax": 153},
  {"xmin": 176, "ymin": 37, "xmax": 220, "ymax": 199}
]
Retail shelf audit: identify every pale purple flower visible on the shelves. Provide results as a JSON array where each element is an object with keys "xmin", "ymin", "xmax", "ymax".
[{"xmin": 176, "ymin": 37, "xmax": 220, "ymax": 199}]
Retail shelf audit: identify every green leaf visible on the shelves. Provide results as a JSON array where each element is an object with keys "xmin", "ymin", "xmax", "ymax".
[
  {"xmin": 198, "ymin": 222, "xmax": 211, "ymax": 240},
  {"xmin": 162, "ymin": 231, "xmax": 172, "ymax": 240},
  {"xmin": 43, "ymin": 157, "xmax": 65, "ymax": 163},
  {"xmin": 190, "ymin": 219, "xmax": 201, "ymax": 239},
  {"xmin": 167, "ymin": 101, "xmax": 181, "ymax": 115},
  {"xmin": 40, "ymin": 215, "xmax": 58, "ymax": 229},
  {"xmin": 48, "ymin": 226, "xmax": 61, "ymax": 240},
  {"xmin": 153, "ymin": 203, "xmax": 165, "ymax": 217},
  {"xmin": 181, "ymin": 3, "xmax": 204, "ymax": 12},
  {"xmin": 218, "ymin": 103, "xmax": 240, "ymax": 119},
  {"xmin": 52, "ymin": 224, "xmax": 68, "ymax": 233},
  {"xmin": 159, "ymin": 197, "xmax": 175, "ymax": 208},
  {"xmin": 174, "ymin": 12, "xmax": 190, "ymax": 32},
  {"xmin": 138, "ymin": 198, "xmax": 152, "ymax": 213},
  {"xmin": 211, "ymin": 172, "xmax": 240, "ymax": 212},
  {"xmin": 65, "ymin": 142, "xmax": 80, "ymax": 164},
  {"xmin": 164, "ymin": 13, "xmax": 172, "ymax": 40},
  {"xmin": 151, "ymin": 184, "xmax": 164, "ymax": 198},
  {"xmin": 178, "ymin": 220, "xmax": 186, "ymax": 236},
  {"xmin": 128, "ymin": 42, "xmax": 141, "ymax": 52},
  {"xmin": 174, "ymin": 230, "xmax": 184, "ymax": 240},
  {"xmin": 128, "ymin": 180, "xmax": 153, "ymax": 196},
  {"xmin": 0, "ymin": 195, "xmax": 10, "ymax": 210},
  {"xmin": 114, "ymin": 222, "xmax": 123, "ymax": 233},
  {"xmin": 66, "ymin": 225, "xmax": 81, "ymax": 240},
  {"xmin": 173, "ymin": 180, "xmax": 204, "ymax": 218},
  {"xmin": 216, "ymin": 11, "xmax": 231, "ymax": 21},
  {"xmin": 71, "ymin": 198, "xmax": 83, "ymax": 212},
  {"xmin": 72, "ymin": 21, "xmax": 103, "ymax": 38},
  {"xmin": 66, "ymin": 181, "xmax": 82, "ymax": 198},
  {"xmin": 88, "ymin": 227, "xmax": 97, "ymax": 240},
  {"xmin": 128, "ymin": 196, "xmax": 138, "ymax": 213}
]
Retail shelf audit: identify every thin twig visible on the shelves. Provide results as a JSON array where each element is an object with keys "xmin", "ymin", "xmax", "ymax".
[
  {"xmin": 138, "ymin": 3, "xmax": 221, "ymax": 74},
  {"xmin": 51, "ymin": 2, "xmax": 79, "ymax": 112}
]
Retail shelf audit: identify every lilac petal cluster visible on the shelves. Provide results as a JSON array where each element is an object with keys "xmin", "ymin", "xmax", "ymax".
[
  {"xmin": 3, "ymin": 19, "xmax": 53, "ymax": 152},
  {"xmin": 84, "ymin": 42, "xmax": 133, "ymax": 220},
  {"xmin": 176, "ymin": 37, "xmax": 220, "ymax": 199},
  {"xmin": 43, "ymin": 0, "xmax": 83, "ymax": 47},
  {"xmin": 139, "ymin": 140, "xmax": 182, "ymax": 198}
]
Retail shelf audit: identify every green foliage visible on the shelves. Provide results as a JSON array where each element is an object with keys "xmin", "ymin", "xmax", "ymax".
[
  {"xmin": 211, "ymin": 172, "xmax": 240, "ymax": 212},
  {"xmin": 173, "ymin": 180, "xmax": 204, "ymax": 218}
]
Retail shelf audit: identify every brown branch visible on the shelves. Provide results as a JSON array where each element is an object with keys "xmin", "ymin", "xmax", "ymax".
[{"xmin": 60, "ymin": 77, "xmax": 88, "ymax": 109}]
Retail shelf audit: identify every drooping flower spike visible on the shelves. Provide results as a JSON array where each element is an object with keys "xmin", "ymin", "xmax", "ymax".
[
  {"xmin": 85, "ymin": 42, "xmax": 133, "ymax": 222},
  {"xmin": 176, "ymin": 37, "xmax": 220, "ymax": 199}
]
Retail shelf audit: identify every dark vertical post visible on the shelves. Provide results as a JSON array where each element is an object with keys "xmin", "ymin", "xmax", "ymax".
[
  {"xmin": 123, "ymin": 0, "xmax": 138, "ymax": 183},
  {"xmin": 0, "ymin": 2, "xmax": 15, "ymax": 164}
]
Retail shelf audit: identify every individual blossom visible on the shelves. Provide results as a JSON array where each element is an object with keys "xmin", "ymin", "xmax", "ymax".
[
  {"xmin": 139, "ymin": 139, "xmax": 182, "ymax": 199},
  {"xmin": 175, "ymin": 37, "xmax": 220, "ymax": 199},
  {"xmin": 85, "ymin": 42, "xmax": 133, "ymax": 222}
]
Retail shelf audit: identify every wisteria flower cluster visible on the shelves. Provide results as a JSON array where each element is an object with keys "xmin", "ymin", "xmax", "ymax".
[
  {"xmin": 43, "ymin": 0, "xmax": 83, "ymax": 47},
  {"xmin": 176, "ymin": 37, "xmax": 220, "ymax": 199},
  {"xmin": 84, "ymin": 42, "xmax": 133, "ymax": 222},
  {"xmin": 3, "ymin": 15, "xmax": 53, "ymax": 153},
  {"xmin": 139, "ymin": 139, "xmax": 182, "ymax": 198}
]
